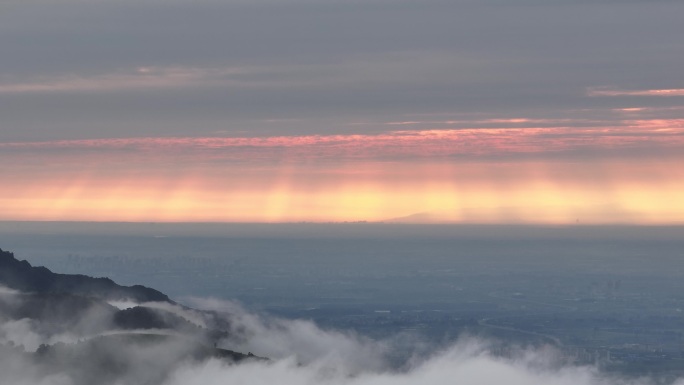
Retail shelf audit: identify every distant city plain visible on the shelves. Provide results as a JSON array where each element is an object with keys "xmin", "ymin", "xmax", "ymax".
[{"xmin": 2, "ymin": 222, "xmax": 684, "ymax": 363}]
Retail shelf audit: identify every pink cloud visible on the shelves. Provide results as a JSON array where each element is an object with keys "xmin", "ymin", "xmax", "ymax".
[
  {"xmin": 3, "ymin": 124, "xmax": 684, "ymax": 223},
  {"xmin": 588, "ymin": 87, "xmax": 684, "ymax": 97},
  {"xmin": 2, "ymin": 121, "xmax": 683, "ymax": 165}
]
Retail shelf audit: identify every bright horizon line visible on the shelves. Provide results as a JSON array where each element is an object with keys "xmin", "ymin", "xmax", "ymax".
[{"xmin": 2, "ymin": 219, "xmax": 683, "ymax": 226}]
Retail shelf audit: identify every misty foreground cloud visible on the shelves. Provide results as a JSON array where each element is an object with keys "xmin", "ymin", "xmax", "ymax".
[
  {"xmin": 3, "ymin": 292, "xmax": 681, "ymax": 385},
  {"xmin": 2, "ymin": 249, "xmax": 682, "ymax": 385}
]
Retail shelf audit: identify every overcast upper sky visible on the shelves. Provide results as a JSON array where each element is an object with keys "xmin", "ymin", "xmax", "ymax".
[
  {"xmin": 1, "ymin": 0, "xmax": 683, "ymax": 140},
  {"xmin": 1, "ymin": 0, "xmax": 683, "ymax": 223}
]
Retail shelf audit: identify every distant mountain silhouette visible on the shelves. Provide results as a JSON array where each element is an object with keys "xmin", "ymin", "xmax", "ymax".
[
  {"xmin": 384, "ymin": 211, "xmax": 448, "ymax": 224},
  {"xmin": 0, "ymin": 248, "xmax": 169, "ymax": 303}
]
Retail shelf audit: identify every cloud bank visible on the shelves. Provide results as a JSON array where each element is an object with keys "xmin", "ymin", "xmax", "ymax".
[{"xmin": 3, "ymin": 288, "xmax": 681, "ymax": 385}]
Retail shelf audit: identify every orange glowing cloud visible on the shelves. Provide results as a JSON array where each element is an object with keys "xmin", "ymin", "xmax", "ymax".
[
  {"xmin": 2, "ymin": 159, "xmax": 683, "ymax": 224},
  {"xmin": 2, "ymin": 123, "xmax": 684, "ymax": 224}
]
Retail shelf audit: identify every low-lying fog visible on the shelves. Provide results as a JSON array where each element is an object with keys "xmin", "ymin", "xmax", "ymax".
[{"xmin": 2, "ymin": 289, "xmax": 678, "ymax": 385}]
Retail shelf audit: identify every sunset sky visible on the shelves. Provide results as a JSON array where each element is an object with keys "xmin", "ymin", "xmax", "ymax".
[{"xmin": 1, "ymin": 0, "xmax": 683, "ymax": 224}]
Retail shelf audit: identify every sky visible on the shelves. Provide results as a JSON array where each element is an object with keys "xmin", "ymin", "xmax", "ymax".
[{"xmin": 1, "ymin": 0, "xmax": 683, "ymax": 223}]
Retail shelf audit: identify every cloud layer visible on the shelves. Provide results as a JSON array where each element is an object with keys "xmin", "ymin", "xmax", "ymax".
[
  {"xmin": 2, "ymin": 289, "xmax": 681, "ymax": 385},
  {"xmin": 1, "ymin": 0, "xmax": 683, "ymax": 140}
]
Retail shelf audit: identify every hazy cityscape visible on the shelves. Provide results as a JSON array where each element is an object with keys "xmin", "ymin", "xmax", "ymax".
[{"xmin": 3, "ymin": 222, "xmax": 684, "ymax": 380}]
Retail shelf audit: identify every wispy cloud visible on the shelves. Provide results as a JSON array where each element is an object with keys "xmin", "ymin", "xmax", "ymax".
[
  {"xmin": 0, "ymin": 63, "xmax": 331, "ymax": 94},
  {"xmin": 588, "ymin": 87, "xmax": 684, "ymax": 97},
  {"xmin": 0, "ymin": 52, "xmax": 479, "ymax": 95},
  {"xmin": 3, "ymin": 122, "xmax": 683, "ymax": 162},
  {"xmin": 0, "ymin": 67, "xmax": 253, "ymax": 94},
  {"xmin": 381, "ymin": 118, "xmax": 601, "ymax": 127}
]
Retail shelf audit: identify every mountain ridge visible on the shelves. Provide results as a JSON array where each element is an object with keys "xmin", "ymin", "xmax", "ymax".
[
  {"xmin": 0, "ymin": 247, "xmax": 262, "ymax": 385},
  {"xmin": 0, "ymin": 248, "xmax": 170, "ymax": 303}
]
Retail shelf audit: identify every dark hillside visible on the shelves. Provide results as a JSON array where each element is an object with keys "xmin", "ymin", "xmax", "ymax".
[{"xmin": 0, "ymin": 248, "xmax": 169, "ymax": 303}]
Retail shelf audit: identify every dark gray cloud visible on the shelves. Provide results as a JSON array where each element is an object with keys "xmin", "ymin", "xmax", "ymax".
[{"xmin": 0, "ymin": 0, "xmax": 682, "ymax": 141}]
